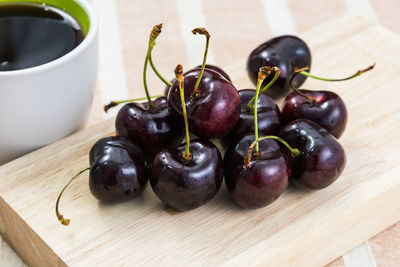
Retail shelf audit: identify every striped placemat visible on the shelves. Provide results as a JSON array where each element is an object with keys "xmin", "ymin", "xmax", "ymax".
[{"xmin": 1, "ymin": 0, "xmax": 399, "ymax": 266}]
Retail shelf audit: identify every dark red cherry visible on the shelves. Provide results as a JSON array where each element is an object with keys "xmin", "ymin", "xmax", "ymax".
[
  {"xmin": 164, "ymin": 64, "xmax": 231, "ymax": 96},
  {"xmin": 247, "ymin": 35, "xmax": 311, "ymax": 99},
  {"xmin": 150, "ymin": 139, "xmax": 223, "ymax": 211},
  {"xmin": 89, "ymin": 136, "xmax": 148, "ymax": 202},
  {"xmin": 167, "ymin": 68, "xmax": 241, "ymax": 139},
  {"xmin": 282, "ymin": 89, "xmax": 347, "ymax": 138},
  {"xmin": 225, "ymin": 89, "xmax": 281, "ymax": 144},
  {"xmin": 115, "ymin": 97, "xmax": 183, "ymax": 158},
  {"xmin": 280, "ymin": 119, "xmax": 346, "ymax": 190},
  {"xmin": 224, "ymin": 134, "xmax": 290, "ymax": 208}
]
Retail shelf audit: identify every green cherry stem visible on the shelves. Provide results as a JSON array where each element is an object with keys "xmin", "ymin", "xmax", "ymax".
[
  {"xmin": 247, "ymin": 66, "xmax": 281, "ymax": 109},
  {"xmin": 253, "ymin": 66, "xmax": 272, "ymax": 153},
  {"xmin": 260, "ymin": 66, "xmax": 281, "ymax": 94},
  {"xmin": 191, "ymin": 28, "xmax": 210, "ymax": 98},
  {"xmin": 244, "ymin": 136, "xmax": 300, "ymax": 169},
  {"xmin": 298, "ymin": 63, "xmax": 375, "ymax": 82},
  {"xmin": 104, "ymin": 94, "xmax": 164, "ymax": 112},
  {"xmin": 56, "ymin": 167, "xmax": 90, "ymax": 226},
  {"xmin": 143, "ymin": 24, "xmax": 163, "ymax": 109},
  {"xmin": 291, "ymin": 63, "xmax": 376, "ymax": 104},
  {"xmin": 175, "ymin": 64, "xmax": 192, "ymax": 160},
  {"xmin": 149, "ymin": 56, "xmax": 172, "ymax": 87},
  {"xmin": 147, "ymin": 24, "xmax": 171, "ymax": 87},
  {"xmin": 290, "ymin": 67, "xmax": 316, "ymax": 104}
]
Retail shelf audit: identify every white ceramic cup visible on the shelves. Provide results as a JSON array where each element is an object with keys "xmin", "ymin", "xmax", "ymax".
[{"xmin": 0, "ymin": 0, "xmax": 98, "ymax": 164}]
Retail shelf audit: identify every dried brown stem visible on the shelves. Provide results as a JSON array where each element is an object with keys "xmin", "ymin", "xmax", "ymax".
[
  {"xmin": 192, "ymin": 27, "xmax": 210, "ymax": 38},
  {"xmin": 150, "ymin": 23, "xmax": 163, "ymax": 42}
]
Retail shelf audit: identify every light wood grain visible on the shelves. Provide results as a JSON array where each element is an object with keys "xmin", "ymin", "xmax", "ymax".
[
  {"xmin": 0, "ymin": 196, "xmax": 64, "ymax": 267},
  {"xmin": 0, "ymin": 15, "xmax": 400, "ymax": 266}
]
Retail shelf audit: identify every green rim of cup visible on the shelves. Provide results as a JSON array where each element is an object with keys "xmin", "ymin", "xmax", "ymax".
[{"xmin": 0, "ymin": 0, "xmax": 90, "ymax": 35}]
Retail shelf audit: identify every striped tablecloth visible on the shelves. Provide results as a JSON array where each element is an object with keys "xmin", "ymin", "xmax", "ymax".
[{"xmin": 1, "ymin": 0, "xmax": 399, "ymax": 266}]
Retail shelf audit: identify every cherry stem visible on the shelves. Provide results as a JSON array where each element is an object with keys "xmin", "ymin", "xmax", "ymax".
[
  {"xmin": 298, "ymin": 63, "xmax": 375, "ymax": 82},
  {"xmin": 290, "ymin": 63, "xmax": 375, "ymax": 104},
  {"xmin": 143, "ymin": 49, "xmax": 153, "ymax": 108},
  {"xmin": 243, "ymin": 136, "xmax": 300, "ymax": 169},
  {"xmin": 149, "ymin": 55, "xmax": 172, "ymax": 87},
  {"xmin": 56, "ymin": 167, "xmax": 90, "ymax": 226},
  {"xmin": 191, "ymin": 28, "xmax": 210, "ymax": 98},
  {"xmin": 143, "ymin": 24, "xmax": 163, "ymax": 109},
  {"xmin": 247, "ymin": 66, "xmax": 281, "ymax": 109},
  {"xmin": 175, "ymin": 64, "xmax": 192, "ymax": 160},
  {"xmin": 290, "ymin": 67, "xmax": 316, "ymax": 104},
  {"xmin": 104, "ymin": 94, "xmax": 164, "ymax": 112},
  {"xmin": 253, "ymin": 66, "xmax": 272, "ymax": 153}
]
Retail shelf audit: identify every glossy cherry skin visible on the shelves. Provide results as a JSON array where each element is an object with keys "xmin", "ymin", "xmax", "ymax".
[
  {"xmin": 280, "ymin": 119, "xmax": 346, "ymax": 190},
  {"xmin": 164, "ymin": 64, "xmax": 231, "ymax": 96},
  {"xmin": 247, "ymin": 35, "xmax": 311, "ymax": 99},
  {"xmin": 168, "ymin": 68, "xmax": 241, "ymax": 139},
  {"xmin": 224, "ymin": 134, "xmax": 290, "ymax": 208},
  {"xmin": 115, "ymin": 97, "xmax": 183, "ymax": 158},
  {"xmin": 282, "ymin": 89, "xmax": 347, "ymax": 138},
  {"xmin": 89, "ymin": 136, "xmax": 148, "ymax": 202},
  {"xmin": 225, "ymin": 89, "xmax": 281, "ymax": 144},
  {"xmin": 150, "ymin": 139, "xmax": 223, "ymax": 211}
]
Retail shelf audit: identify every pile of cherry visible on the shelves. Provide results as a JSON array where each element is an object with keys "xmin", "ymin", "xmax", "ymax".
[{"xmin": 56, "ymin": 24, "xmax": 374, "ymax": 225}]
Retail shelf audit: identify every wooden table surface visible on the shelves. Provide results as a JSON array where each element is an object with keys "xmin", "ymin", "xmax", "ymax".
[{"xmin": 1, "ymin": 0, "xmax": 400, "ymax": 266}]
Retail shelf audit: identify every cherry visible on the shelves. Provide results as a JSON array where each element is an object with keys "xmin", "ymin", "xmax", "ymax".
[
  {"xmin": 163, "ymin": 64, "xmax": 231, "ymax": 96},
  {"xmin": 281, "ymin": 64, "xmax": 374, "ymax": 138},
  {"xmin": 225, "ymin": 67, "xmax": 282, "ymax": 144},
  {"xmin": 247, "ymin": 35, "xmax": 311, "ymax": 99},
  {"xmin": 168, "ymin": 69, "xmax": 240, "ymax": 139},
  {"xmin": 227, "ymin": 89, "xmax": 281, "ymax": 139},
  {"xmin": 280, "ymin": 119, "xmax": 346, "ymax": 190},
  {"xmin": 105, "ymin": 24, "xmax": 183, "ymax": 157},
  {"xmin": 151, "ymin": 139, "xmax": 223, "ymax": 211},
  {"xmin": 224, "ymin": 134, "xmax": 292, "ymax": 208},
  {"xmin": 88, "ymin": 137, "xmax": 148, "ymax": 201},
  {"xmin": 150, "ymin": 65, "xmax": 223, "ymax": 211},
  {"xmin": 115, "ymin": 97, "xmax": 183, "ymax": 158},
  {"xmin": 282, "ymin": 89, "xmax": 347, "ymax": 138},
  {"xmin": 55, "ymin": 136, "xmax": 148, "ymax": 226},
  {"xmin": 167, "ymin": 28, "xmax": 240, "ymax": 139}
]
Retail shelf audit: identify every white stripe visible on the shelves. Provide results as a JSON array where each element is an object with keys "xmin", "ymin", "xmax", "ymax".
[
  {"xmin": 175, "ymin": 0, "xmax": 216, "ymax": 68},
  {"xmin": 261, "ymin": 0, "xmax": 297, "ymax": 36},
  {"xmin": 344, "ymin": 0, "xmax": 379, "ymax": 21},
  {"xmin": 343, "ymin": 242, "xmax": 377, "ymax": 267},
  {"xmin": 90, "ymin": 0, "xmax": 129, "ymax": 118}
]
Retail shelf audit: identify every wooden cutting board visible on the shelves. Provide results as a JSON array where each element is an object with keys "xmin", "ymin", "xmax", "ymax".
[{"xmin": 1, "ymin": 15, "xmax": 400, "ymax": 266}]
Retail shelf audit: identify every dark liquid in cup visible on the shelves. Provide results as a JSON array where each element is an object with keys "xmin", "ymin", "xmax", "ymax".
[{"xmin": 0, "ymin": 3, "xmax": 85, "ymax": 71}]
